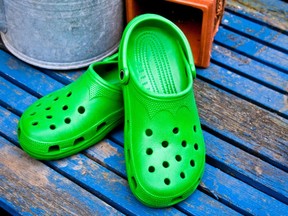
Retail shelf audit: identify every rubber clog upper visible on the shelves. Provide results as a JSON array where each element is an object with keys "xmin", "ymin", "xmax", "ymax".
[
  {"xmin": 18, "ymin": 55, "xmax": 123, "ymax": 160},
  {"xmin": 119, "ymin": 14, "xmax": 206, "ymax": 208}
]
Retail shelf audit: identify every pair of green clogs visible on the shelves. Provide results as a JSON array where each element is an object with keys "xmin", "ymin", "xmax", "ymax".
[{"xmin": 18, "ymin": 14, "xmax": 206, "ymax": 208}]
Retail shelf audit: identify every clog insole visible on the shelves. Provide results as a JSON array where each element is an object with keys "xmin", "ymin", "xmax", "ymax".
[
  {"xmin": 127, "ymin": 26, "xmax": 188, "ymax": 94},
  {"xmin": 94, "ymin": 63, "xmax": 120, "ymax": 86}
]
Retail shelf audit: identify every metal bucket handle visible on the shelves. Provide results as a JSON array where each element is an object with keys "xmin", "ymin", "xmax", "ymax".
[{"xmin": 0, "ymin": 0, "xmax": 7, "ymax": 32}]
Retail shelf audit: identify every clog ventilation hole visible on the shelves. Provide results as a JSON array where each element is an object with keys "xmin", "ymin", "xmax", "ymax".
[
  {"xmin": 140, "ymin": 126, "xmax": 200, "ymax": 186},
  {"xmin": 22, "ymin": 91, "xmax": 107, "ymax": 152}
]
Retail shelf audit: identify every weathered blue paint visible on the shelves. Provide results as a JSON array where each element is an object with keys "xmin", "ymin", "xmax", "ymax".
[
  {"xmin": 222, "ymin": 11, "xmax": 288, "ymax": 52},
  {"xmin": 226, "ymin": 0, "xmax": 288, "ymax": 32},
  {"xmin": 202, "ymin": 164, "xmax": 288, "ymax": 215},
  {"xmin": 42, "ymin": 68, "xmax": 85, "ymax": 85},
  {"xmin": 0, "ymin": 108, "xmax": 184, "ymax": 215},
  {"xmin": 0, "ymin": 136, "xmax": 124, "ymax": 215},
  {"xmin": 86, "ymin": 140, "xmax": 241, "ymax": 215},
  {"xmin": 197, "ymin": 63, "xmax": 288, "ymax": 118},
  {"xmin": 211, "ymin": 44, "xmax": 288, "ymax": 94},
  {"xmin": 0, "ymin": 106, "xmax": 19, "ymax": 142},
  {"xmin": 214, "ymin": 27, "xmax": 288, "ymax": 73},
  {"xmin": 1, "ymin": 1, "xmax": 288, "ymax": 214},
  {"xmin": 0, "ymin": 198, "xmax": 21, "ymax": 216},
  {"xmin": 194, "ymin": 81, "xmax": 288, "ymax": 172},
  {"xmin": 204, "ymin": 131, "xmax": 288, "ymax": 204},
  {"xmin": 0, "ymin": 76, "xmax": 37, "ymax": 115},
  {"xmin": 0, "ymin": 50, "xmax": 64, "ymax": 97},
  {"xmin": 177, "ymin": 190, "xmax": 241, "ymax": 216},
  {"xmin": 108, "ymin": 126, "xmax": 288, "ymax": 214},
  {"xmin": 51, "ymin": 156, "xmax": 185, "ymax": 215},
  {"xmin": 1, "ymin": 105, "xmax": 237, "ymax": 215}
]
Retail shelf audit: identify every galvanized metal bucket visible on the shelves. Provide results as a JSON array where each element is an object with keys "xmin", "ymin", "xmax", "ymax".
[{"xmin": 0, "ymin": 0, "xmax": 124, "ymax": 69}]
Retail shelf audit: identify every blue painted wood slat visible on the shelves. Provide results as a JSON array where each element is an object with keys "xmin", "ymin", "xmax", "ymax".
[
  {"xmin": 85, "ymin": 140, "xmax": 241, "ymax": 215},
  {"xmin": 0, "ymin": 76, "xmax": 37, "ymax": 116},
  {"xmin": 2, "ymin": 51, "xmax": 286, "ymax": 175},
  {"xmin": 1, "ymin": 66, "xmax": 286, "ymax": 209},
  {"xmin": 203, "ymin": 131, "xmax": 288, "ymax": 204},
  {"xmin": 1, "ymin": 1, "xmax": 288, "ymax": 214},
  {"xmin": 42, "ymin": 67, "xmax": 85, "ymax": 85},
  {"xmin": 86, "ymin": 139, "xmax": 288, "ymax": 215},
  {"xmin": 0, "ymin": 106, "xmax": 185, "ymax": 215},
  {"xmin": 211, "ymin": 44, "xmax": 288, "ymax": 94},
  {"xmin": 214, "ymin": 27, "xmax": 288, "ymax": 73},
  {"xmin": 222, "ymin": 11, "xmax": 288, "ymax": 52},
  {"xmin": 0, "ymin": 50, "xmax": 64, "ymax": 97},
  {"xmin": 226, "ymin": 0, "xmax": 288, "ymax": 32},
  {"xmin": 1, "ymin": 50, "xmax": 286, "ymax": 211},
  {"xmin": 109, "ymin": 124, "xmax": 288, "ymax": 208},
  {"xmin": 0, "ymin": 136, "xmax": 123, "ymax": 215},
  {"xmin": 194, "ymin": 81, "xmax": 288, "ymax": 172},
  {"xmin": 197, "ymin": 63, "xmax": 288, "ymax": 118}
]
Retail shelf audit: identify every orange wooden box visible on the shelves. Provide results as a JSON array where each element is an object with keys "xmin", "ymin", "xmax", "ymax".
[{"xmin": 125, "ymin": 0, "xmax": 225, "ymax": 68}]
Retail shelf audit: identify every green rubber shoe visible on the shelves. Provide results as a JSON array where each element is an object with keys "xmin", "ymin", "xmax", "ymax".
[
  {"xmin": 119, "ymin": 14, "xmax": 205, "ymax": 208},
  {"xmin": 18, "ymin": 54, "xmax": 123, "ymax": 160}
]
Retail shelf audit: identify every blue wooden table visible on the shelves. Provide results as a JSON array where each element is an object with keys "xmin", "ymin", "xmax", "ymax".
[{"xmin": 0, "ymin": 0, "xmax": 287, "ymax": 215}]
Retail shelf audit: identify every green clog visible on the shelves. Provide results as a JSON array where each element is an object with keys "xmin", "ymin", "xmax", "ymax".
[
  {"xmin": 18, "ymin": 54, "xmax": 123, "ymax": 160},
  {"xmin": 119, "ymin": 14, "xmax": 205, "ymax": 207}
]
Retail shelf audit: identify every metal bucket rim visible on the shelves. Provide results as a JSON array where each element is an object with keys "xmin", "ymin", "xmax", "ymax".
[{"xmin": 1, "ymin": 32, "xmax": 120, "ymax": 70}]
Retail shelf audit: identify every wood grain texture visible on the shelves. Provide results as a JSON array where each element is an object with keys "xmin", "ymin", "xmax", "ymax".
[
  {"xmin": 222, "ymin": 11, "xmax": 288, "ymax": 52},
  {"xmin": 0, "ymin": 107, "xmax": 185, "ymax": 216},
  {"xmin": 109, "ymin": 122, "xmax": 288, "ymax": 206},
  {"xmin": 0, "ymin": 75, "xmax": 37, "ymax": 115},
  {"xmin": 109, "ymin": 126, "xmax": 288, "ymax": 212},
  {"xmin": 85, "ymin": 140, "xmax": 241, "ymax": 215},
  {"xmin": 0, "ymin": 137, "xmax": 122, "ymax": 216},
  {"xmin": 42, "ymin": 67, "xmax": 85, "ymax": 85},
  {"xmin": 0, "ymin": 50, "xmax": 64, "ymax": 97},
  {"xmin": 197, "ymin": 62, "xmax": 288, "ymax": 118},
  {"xmin": 204, "ymin": 131, "xmax": 288, "ymax": 204},
  {"xmin": 50, "ymin": 154, "xmax": 185, "ymax": 216},
  {"xmin": 1, "ymin": 0, "xmax": 288, "ymax": 214},
  {"xmin": 210, "ymin": 44, "xmax": 288, "ymax": 94},
  {"xmin": 194, "ymin": 80, "xmax": 288, "ymax": 171},
  {"xmin": 86, "ymin": 139, "xmax": 288, "ymax": 215},
  {"xmin": 214, "ymin": 27, "xmax": 288, "ymax": 73},
  {"xmin": 201, "ymin": 163, "xmax": 288, "ymax": 215},
  {"xmin": 226, "ymin": 0, "xmax": 288, "ymax": 31},
  {"xmin": 1, "ymin": 55, "xmax": 287, "ymax": 214}
]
